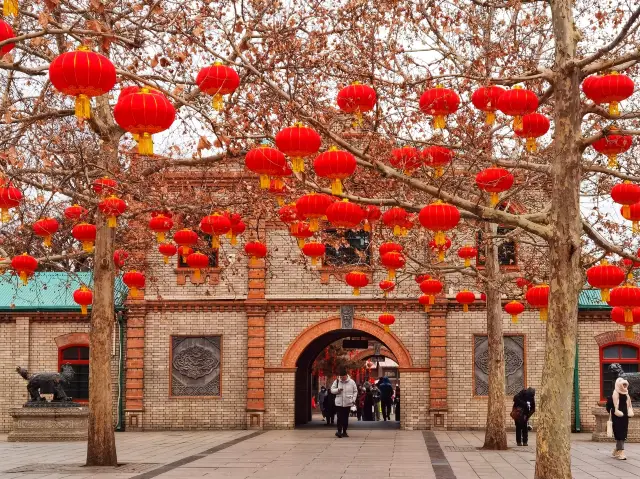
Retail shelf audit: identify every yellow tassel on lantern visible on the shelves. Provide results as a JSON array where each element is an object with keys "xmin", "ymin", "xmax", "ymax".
[
  {"xmin": 623, "ymin": 205, "xmax": 631, "ymax": 218},
  {"xmin": 250, "ymin": 256, "xmax": 259, "ymax": 267},
  {"xmin": 485, "ymin": 111, "xmax": 496, "ymax": 125},
  {"xmin": 490, "ymin": 192, "xmax": 499, "ymax": 207},
  {"xmin": 212, "ymin": 93, "xmax": 224, "ymax": 111},
  {"xmin": 138, "ymin": 132, "xmax": 154, "ymax": 156},
  {"xmin": 292, "ymin": 157, "xmax": 304, "ymax": 174},
  {"xmin": 438, "ymin": 250, "xmax": 445, "ymax": 262},
  {"xmin": 513, "ymin": 116, "xmax": 523, "ymax": 132},
  {"xmin": 511, "ymin": 314, "xmax": 519, "ymax": 324},
  {"xmin": 19, "ymin": 271, "xmax": 28, "ymax": 286},
  {"xmin": 211, "ymin": 235, "xmax": 220, "ymax": 249},
  {"xmin": 3, "ymin": 0, "xmax": 18, "ymax": 16},
  {"xmin": 309, "ymin": 217, "xmax": 319, "ymax": 232},
  {"xmin": 429, "ymin": 295, "xmax": 435, "ymax": 305},
  {"xmin": 259, "ymin": 175, "xmax": 270, "ymax": 189},
  {"xmin": 82, "ymin": 241, "xmax": 94, "ymax": 253},
  {"xmin": 423, "ymin": 304, "xmax": 430, "ymax": 312},
  {"xmin": 130, "ymin": 287, "xmax": 139, "ymax": 299},
  {"xmin": 193, "ymin": 269, "xmax": 201, "ymax": 281},
  {"xmin": 107, "ymin": 216, "xmax": 117, "ymax": 228},
  {"xmin": 607, "ymin": 155, "xmax": 618, "ymax": 168},
  {"xmin": 435, "ymin": 167, "xmax": 444, "ymax": 178},
  {"xmin": 540, "ymin": 308, "xmax": 548, "ymax": 322},
  {"xmin": 331, "ymin": 179, "xmax": 343, "ymax": 196},
  {"xmin": 163, "ymin": 256, "xmax": 169, "ymax": 264},
  {"xmin": 464, "ymin": 258, "xmax": 471, "ymax": 267},
  {"xmin": 297, "ymin": 238, "xmax": 305, "ymax": 249},
  {"xmin": 156, "ymin": 232, "xmax": 165, "ymax": 242},
  {"xmin": 387, "ymin": 269, "xmax": 396, "ymax": 280},
  {"xmin": 634, "ymin": 221, "xmax": 639, "ymax": 234},
  {"xmin": 352, "ymin": 287, "xmax": 360, "ymax": 296},
  {"xmin": 363, "ymin": 221, "xmax": 371, "ymax": 232},
  {"xmin": 463, "ymin": 304, "xmax": 469, "ymax": 313},
  {"xmin": 435, "ymin": 231, "xmax": 445, "ymax": 246},
  {"xmin": 43, "ymin": 236, "xmax": 52, "ymax": 248},
  {"xmin": 526, "ymin": 137, "xmax": 537, "ymax": 153},
  {"xmin": 601, "ymin": 288, "xmax": 611, "ymax": 302},
  {"xmin": 609, "ymin": 101, "xmax": 620, "ymax": 117},
  {"xmin": 1, "ymin": 208, "xmax": 9, "ymax": 223},
  {"xmin": 625, "ymin": 325, "xmax": 634, "ymax": 339},
  {"xmin": 433, "ymin": 115, "xmax": 446, "ymax": 130},
  {"xmin": 133, "ymin": 133, "xmax": 140, "ymax": 142},
  {"xmin": 384, "ymin": 325, "xmax": 390, "ymax": 333},
  {"xmin": 276, "ymin": 197, "xmax": 284, "ymax": 206},
  {"xmin": 230, "ymin": 234, "xmax": 238, "ymax": 246},
  {"xmin": 80, "ymin": 305, "xmax": 88, "ymax": 315},
  {"xmin": 75, "ymin": 94, "xmax": 91, "ymax": 120},
  {"xmin": 625, "ymin": 308, "xmax": 633, "ymax": 323},
  {"xmin": 311, "ymin": 257, "xmax": 320, "ymax": 266},
  {"xmin": 353, "ymin": 110, "xmax": 364, "ymax": 128}
]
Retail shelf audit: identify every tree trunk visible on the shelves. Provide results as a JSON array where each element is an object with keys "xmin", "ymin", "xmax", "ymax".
[
  {"xmin": 535, "ymin": 1, "xmax": 582, "ymax": 477},
  {"xmin": 483, "ymin": 222, "xmax": 507, "ymax": 450}
]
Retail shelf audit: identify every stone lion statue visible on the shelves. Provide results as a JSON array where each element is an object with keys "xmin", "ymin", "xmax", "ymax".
[{"xmin": 16, "ymin": 364, "xmax": 75, "ymax": 403}]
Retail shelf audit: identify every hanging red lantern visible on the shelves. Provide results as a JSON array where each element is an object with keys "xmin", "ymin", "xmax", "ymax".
[
  {"xmin": 390, "ymin": 147, "xmax": 422, "ymax": 175},
  {"xmin": 174, "ymin": 229, "xmax": 199, "ymax": 260},
  {"xmin": 245, "ymin": 145, "xmax": 288, "ymax": 189},
  {"xmin": 504, "ymin": 301, "xmax": 525, "ymax": 324},
  {"xmin": 0, "ymin": 20, "xmax": 16, "ymax": 55},
  {"xmin": 0, "ymin": 181, "xmax": 22, "ymax": 223},
  {"xmin": 49, "ymin": 46, "xmax": 117, "ymax": 120},
  {"xmin": 382, "ymin": 207, "xmax": 410, "ymax": 236},
  {"xmin": 586, "ymin": 260, "xmax": 626, "ymax": 301},
  {"xmin": 72, "ymin": 223, "xmax": 97, "ymax": 253},
  {"xmin": 516, "ymin": 277, "xmax": 532, "ymax": 290},
  {"xmin": 380, "ymin": 251, "xmax": 405, "ymax": 280},
  {"xmin": 612, "ymin": 182, "xmax": 640, "ymax": 218},
  {"xmin": 611, "ymin": 307, "xmax": 640, "ymax": 339},
  {"xmin": 32, "ymin": 218, "xmax": 59, "ymax": 247},
  {"xmin": 11, "ymin": 253, "xmax": 37, "ymax": 286},
  {"xmin": 195, "ymin": 62, "xmax": 240, "ymax": 111},
  {"xmin": 123, "ymin": 270, "xmax": 145, "ymax": 298},
  {"xmin": 200, "ymin": 213, "xmax": 231, "ymax": 249},
  {"xmin": 525, "ymin": 284, "xmax": 550, "ymax": 321},
  {"xmin": 515, "ymin": 113, "xmax": 550, "ymax": 152},
  {"xmin": 158, "ymin": 242, "xmax": 177, "ymax": 264},
  {"xmin": 419, "ymin": 85, "xmax": 460, "ymax": 129},
  {"xmin": 278, "ymin": 204, "xmax": 298, "ymax": 225},
  {"xmin": 480, "ymin": 292, "xmax": 487, "ymax": 301},
  {"xmin": 269, "ymin": 181, "xmax": 287, "ymax": 206},
  {"xmin": 622, "ymin": 259, "xmax": 639, "ymax": 280},
  {"xmin": 296, "ymin": 193, "xmax": 333, "ymax": 232},
  {"xmin": 475, "ymin": 167, "xmax": 514, "ymax": 206},
  {"xmin": 313, "ymin": 146, "xmax": 357, "ymax": 196},
  {"xmin": 244, "ymin": 241, "xmax": 267, "ymax": 266},
  {"xmin": 429, "ymin": 236, "xmax": 452, "ymax": 262},
  {"xmin": 378, "ymin": 313, "xmax": 395, "ymax": 333},
  {"xmin": 64, "ymin": 204, "xmax": 87, "ymax": 222},
  {"xmin": 229, "ymin": 219, "xmax": 246, "ymax": 246},
  {"xmin": 98, "ymin": 195, "xmax": 126, "ymax": 228},
  {"xmin": 418, "ymin": 294, "xmax": 432, "ymax": 312},
  {"xmin": 345, "ymin": 271, "xmax": 369, "ymax": 296},
  {"xmin": 421, "ymin": 146, "xmax": 454, "ymax": 178},
  {"xmin": 114, "ymin": 249, "xmax": 129, "ymax": 268},
  {"xmin": 302, "ymin": 242, "xmax": 326, "ymax": 266},
  {"xmin": 92, "ymin": 177, "xmax": 118, "ymax": 196},
  {"xmin": 364, "ymin": 205, "xmax": 381, "ymax": 232},
  {"xmin": 609, "ymin": 285, "xmax": 640, "ymax": 323},
  {"xmin": 275, "ymin": 123, "xmax": 322, "ymax": 174},
  {"xmin": 471, "ymin": 86, "xmax": 505, "ymax": 125},
  {"xmin": 582, "ymin": 73, "xmax": 635, "ymax": 117},
  {"xmin": 621, "ymin": 202, "xmax": 640, "ymax": 233},
  {"xmin": 149, "ymin": 214, "xmax": 174, "ymax": 243},
  {"xmin": 290, "ymin": 222, "xmax": 314, "ymax": 248},
  {"xmin": 415, "ymin": 274, "xmax": 431, "ymax": 284},
  {"xmin": 113, "ymin": 87, "xmax": 176, "ymax": 156},
  {"xmin": 420, "ymin": 278, "xmax": 443, "ymax": 307},
  {"xmin": 337, "ymin": 82, "xmax": 377, "ymax": 127},
  {"xmin": 379, "ymin": 280, "xmax": 395, "ymax": 298},
  {"xmin": 458, "ymin": 245, "xmax": 478, "ymax": 267},
  {"xmin": 379, "ymin": 242, "xmax": 403, "ymax": 257},
  {"xmin": 497, "ymin": 86, "xmax": 539, "ymax": 131},
  {"xmin": 73, "ymin": 286, "xmax": 93, "ymax": 315},
  {"xmin": 592, "ymin": 127, "xmax": 633, "ymax": 168},
  {"xmin": 186, "ymin": 251, "xmax": 209, "ymax": 281},
  {"xmin": 456, "ymin": 290, "xmax": 475, "ymax": 313},
  {"xmin": 325, "ymin": 199, "xmax": 365, "ymax": 229},
  {"xmin": 419, "ymin": 201, "xmax": 460, "ymax": 246}
]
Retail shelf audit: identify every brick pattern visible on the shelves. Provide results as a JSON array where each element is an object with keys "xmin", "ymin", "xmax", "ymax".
[
  {"xmin": 125, "ymin": 302, "xmax": 146, "ymax": 430},
  {"xmin": 399, "ymin": 370, "xmax": 429, "ymax": 430},
  {"xmin": 263, "ymin": 371, "xmax": 295, "ymax": 429},
  {"xmin": 429, "ymin": 306, "xmax": 447, "ymax": 413}
]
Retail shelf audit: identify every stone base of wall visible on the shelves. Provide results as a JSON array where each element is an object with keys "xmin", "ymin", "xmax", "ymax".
[
  {"xmin": 592, "ymin": 407, "xmax": 640, "ymax": 442},
  {"xmin": 8, "ymin": 407, "xmax": 89, "ymax": 442}
]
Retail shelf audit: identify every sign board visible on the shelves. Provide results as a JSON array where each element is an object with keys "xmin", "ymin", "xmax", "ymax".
[
  {"xmin": 342, "ymin": 339, "xmax": 369, "ymax": 350},
  {"xmin": 369, "ymin": 355, "xmax": 386, "ymax": 363}
]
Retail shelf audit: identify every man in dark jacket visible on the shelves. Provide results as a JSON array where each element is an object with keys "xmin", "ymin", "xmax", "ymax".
[
  {"xmin": 512, "ymin": 387, "xmax": 535, "ymax": 446},
  {"xmin": 378, "ymin": 377, "xmax": 394, "ymax": 421}
]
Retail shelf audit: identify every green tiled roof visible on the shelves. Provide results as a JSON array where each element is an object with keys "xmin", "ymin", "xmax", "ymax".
[
  {"xmin": 578, "ymin": 289, "xmax": 611, "ymax": 310},
  {"xmin": 0, "ymin": 272, "xmax": 128, "ymax": 312}
]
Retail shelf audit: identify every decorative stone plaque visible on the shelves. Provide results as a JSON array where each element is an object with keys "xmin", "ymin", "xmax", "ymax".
[
  {"xmin": 474, "ymin": 335, "xmax": 525, "ymax": 396},
  {"xmin": 340, "ymin": 305, "xmax": 354, "ymax": 329},
  {"xmin": 171, "ymin": 336, "xmax": 221, "ymax": 397}
]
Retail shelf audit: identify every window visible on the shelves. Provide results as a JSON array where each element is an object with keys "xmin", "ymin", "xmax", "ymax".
[
  {"xmin": 601, "ymin": 344, "xmax": 639, "ymax": 400},
  {"xmin": 58, "ymin": 345, "xmax": 89, "ymax": 401},
  {"xmin": 177, "ymin": 234, "xmax": 219, "ymax": 268},
  {"xmin": 323, "ymin": 229, "xmax": 371, "ymax": 266}
]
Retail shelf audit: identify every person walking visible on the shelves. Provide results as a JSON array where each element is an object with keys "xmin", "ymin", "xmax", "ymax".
[
  {"xmin": 318, "ymin": 386, "xmax": 328, "ymax": 421},
  {"xmin": 356, "ymin": 386, "xmax": 366, "ymax": 421},
  {"xmin": 330, "ymin": 368, "xmax": 358, "ymax": 438},
  {"xmin": 372, "ymin": 384, "xmax": 382, "ymax": 421},
  {"xmin": 511, "ymin": 387, "xmax": 535, "ymax": 446},
  {"xmin": 323, "ymin": 383, "xmax": 336, "ymax": 427},
  {"xmin": 394, "ymin": 385, "xmax": 400, "ymax": 422},
  {"xmin": 378, "ymin": 377, "xmax": 394, "ymax": 421},
  {"xmin": 607, "ymin": 377, "xmax": 634, "ymax": 460},
  {"xmin": 363, "ymin": 382, "xmax": 374, "ymax": 421}
]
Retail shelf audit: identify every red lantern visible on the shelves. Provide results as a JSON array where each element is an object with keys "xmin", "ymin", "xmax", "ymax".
[
  {"xmin": 113, "ymin": 87, "xmax": 176, "ymax": 155},
  {"xmin": 302, "ymin": 242, "xmax": 326, "ymax": 266},
  {"xmin": 458, "ymin": 245, "xmax": 478, "ymax": 267},
  {"xmin": 471, "ymin": 86, "xmax": 505, "ymax": 125},
  {"xmin": 582, "ymin": 73, "xmax": 635, "ymax": 117},
  {"xmin": 421, "ymin": 146, "xmax": 454, "ymax": 178},
  {"xmin": 275, "ymin": 123, "xmax": 322, "ymax": 174},
  {"xmin": 611, "ymin": 307, "xmax": 640, "ymax": 339},
  {"xmin": 419, "ymin": 201, "xmax": 460, "ymax": 246},
  {"xmin": 290, "ymin": 222, "xmax": 314, "ymax": 248},
  {"xmin": 609, "ymin": 285, "xmax": 640, "ymax": 324},
  {"xmin": 296, "ymin": 193, "xmax": 333, "ymax": 232},
  {"xmin": 11, "ymin": 253, "xmax": 37, "ymax": 286},
  {"xmin": 475, "ymin": 167, "xmax": 514, "ymax": 206},
  {"xmin": 32, "ymin": 218, "xmax": 59, "ymax": 247},
  {"xmin": 415, "ymin": 274, "xmax": 431, "ymax": 284},
  {"xmin": 0, "ymin": 20, "xmax": 16, "ymax": 55},
  {"xmin": 269, "ymin": 180, "xmax": 287, "ymax": 206},
  {"xmin": 92, "ymin": 177, "xmax": 118, "ymax": 196},
  {"xmin": 345, "ymin": 271, "xmax": 369, "ymax": 296},
  {"xmin": 390, "ymin": 146, "xmax": 422, "ymax": 175},
  {"xmin": 480, "ymin": 292, "xmax": 487, "ymax": 301},
  {"xmin": 497, "ymin": 86, "xmax": 539, "ymax": 131},
  {"xmin": 177, "ymin": 246, "xmax": 192, "ymax": 263},
  {"xmin": 593, "ymin": 127, "xmax": 633, "ymax": 168},
  {"xmin": 98, "ymin": 195, "xmax": 126, "ymax": 228},
  {"xmin": 379, "ymin": 280, "xmax": 395, "ymax": 298},
  {"xmin": 244, "ymin": 241, "xmax": 267, "ymax": 266},
  {"xmin": 429, "ymin": 236, "xmax": 452, "ymax": 262},
  {"xmin": 174, "ymin": 229, "xmax": 199, "ymax": 260},
  {"xmin": 612, "ymin": 182, "xmax": 640, "ymax": 218},
  {"xmin": 418, "ymin": 294, "xmax": 432, "ymax": 312},
  {"xmin": 195, "ymin": 62, "xmax": 240, "ymax": 111},
  {"xmin": 525, "ymin": 284, "xmax": 550, "ymax": 321},
  {"xmin": 0, "ymin": 182, "xmax": 21, "ymax": 223},
  {"xmin": 325, "ymin": 199, "xmax": 365, "ymax": 229},
  {"xmin": 229, "ymin": 219, "xmax": 246, "ymax": 246},
  {"xmin": 200, "ymin": 213, "xmax": 231, "ymax": 249},
  {"xmin": 456, "ymin": 290, "xmax": 475, "ymax": 313},
  {"xmin": 515, "ymin": 113, "xmax": 550, "ymax": 152},
  {"xmin": 72, "ymin": 223, "xmax": 97, "ymax": 252},
  {"xmin": 149, "ymin": 214, "xmax": 174, "ymax": 243},
  {"xmin": 364, "ymin": 205, "xmax": 381, "ymax": 232},
  {"xmin": 313, "ymin": 146, "xmax": 357, "ymax": 196},
  {"xmin": 158, "ymin": 242, "xmax": 177, "ymax": 264},
  {"xmin": 245, "ymin": 145, "xmax": 288, "ymax": 189},
  {"xmin": 504, "ymin": 301, "xmax": 525, "ymax": 324},
  {"xmin": 516, "ymin": 277, "xmax": 532, "ymax": 290},
  {"xmin": 49, "ymin": 46, "xmax": 116, "ymax": 120},
  {"xmin": 621, "ymin": 203, "xmax": 640, "ymax": 233},
  {"xmin": 73, "ymin": 286, "xmax": 93, "ymax": 315},
  {"xmin": 186, "ymin": 251, "xmax": 209, "ymax": 282},
  {"xmin": 114, "ymin": 250, "xmax": 129, "ymax": 269},
  {"xmin": 379, "ymin": 242, "xmax": 403, "ymax": 257},
  {"xmin": 380, "ymin": 251, "xmax": 405, "ymax": 280},
  {"xmin": 123, "ymin": 270, "xmax": 145, "ymax": 298},
  {"xmin": 420, "ymin": 278, "xmax": 443, "ymax": 307},
  {"xmin": 337, "ymin": 82, "xmax": 377, "ymax": 127},
  {"xmin": 382, "ymin": 207, "xmax": 410, "ymax": 236},
  {"xmin": 278, "ymin": 205, "xmax": 298, "ymax": 225},
  {"xmin": 419, "ymin": 85, "xmax": 460, "ymax": 129},
  {"xmin": 64, "ymin": 204, "xmax": 87, "ymax": 222},
  {"xmin": 378, "ymin": 313, "xmax": 395, "ymax": 333},
  {"xmin": 586, "ymin": 260, "xmax": 626, "ymax": 301}
]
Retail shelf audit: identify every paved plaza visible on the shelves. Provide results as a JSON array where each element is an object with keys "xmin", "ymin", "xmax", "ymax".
[{"xmin": 1, "ymin": 429, "xmax": 640, "ymax": 479}]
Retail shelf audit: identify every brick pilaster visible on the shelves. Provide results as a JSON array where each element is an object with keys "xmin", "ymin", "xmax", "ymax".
[
  {"xmin": 429, "ymin": 304, "xmax": 448, "ymax": 428},
  {"xmin": 124, "ymin": 301, "xmax": 146, "ymax": 430}
]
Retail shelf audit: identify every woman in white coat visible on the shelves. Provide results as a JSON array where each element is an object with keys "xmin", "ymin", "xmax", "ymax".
[{"xmin": 330, "ymin": 367, "xmax": 358, "ymax": 438}]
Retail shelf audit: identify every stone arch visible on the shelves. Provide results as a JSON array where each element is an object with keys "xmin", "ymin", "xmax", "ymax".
[
  {"xmin": 594, "ymin": 330, "xmax": 640, "ymax": 347},
  {"xmin": 55, "ymin": 332, "xmax": 89, "ymax": 349},
  {"xmin": 281, "ymin": 316, "xmax": 412, "ymax": 368},
  {"xmin": 352, "ymin": 347, "xmax": 398, "ymax": 363}
]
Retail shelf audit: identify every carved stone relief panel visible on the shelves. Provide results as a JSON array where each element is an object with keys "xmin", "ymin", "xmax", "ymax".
[
  {"xmin": 474, "ymin": 335, "xmax": 525, "ymax": 396},
  {"xmin": 171, "ymin": 336, "xmax": 221, "ymax": 397}
]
